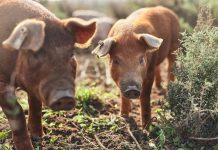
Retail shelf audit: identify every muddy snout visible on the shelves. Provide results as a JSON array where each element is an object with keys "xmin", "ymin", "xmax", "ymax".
[
  {"xmin": 48, "ymin": 89, "xmax": 76, "ymax": 111},
  {"xmin": 122, "ymin": 82, "xmax": 141, "ymax": 99}
]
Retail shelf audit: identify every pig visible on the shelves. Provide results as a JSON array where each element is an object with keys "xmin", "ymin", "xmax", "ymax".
[
  {"xmin": 92, "ymin": 6, "xmax": 180, "ymax": 126},
  {"xmin": 72, "ymin": 10, "xmax": 115, "ymax": 48},
  {"xmin": 0, "ymin": 0, "xmax": 96, "ymax": 149},
  {"xmin": 73, "ymin": 10, "xmax": 115, "ymax": 84}
]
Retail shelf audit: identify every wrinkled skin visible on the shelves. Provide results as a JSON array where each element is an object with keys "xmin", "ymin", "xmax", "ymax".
[
  {"xmin": 93, "ymin": 6, "xmax": 180, "ymax": 127},
  {"xmin": 0, "ymin": 0, "xmax": 96, "ymax": 149}
]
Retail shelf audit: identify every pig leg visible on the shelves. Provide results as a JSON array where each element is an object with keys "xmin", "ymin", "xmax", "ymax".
[
  {"xmin": 105, "ymin": 65, "xmax": 112, "ymax": 85},
  {"xmin": 155, "ymin": 65, "xmax": 162, "ymax": 89},
  {"xmin": 0, "ymin": 84, "xmax": 33, "ymax": 150},
  {"xmin": 140, "ymin": 71, "xmax": 155, "ymax": 127},
  {"xmin": 120, "ymin": 95, "xmax": 131, "ymax": 117},
  {"xmin": 167, "ymin": 53, "xmax": 176, "ymax": 82},
  {"xmin": 155, "ymin": 65, "xmax": 166, "ymax": 95},
  {"xmin": 27, "ymin": 95, "xmax": 43, "ymax": 138}
]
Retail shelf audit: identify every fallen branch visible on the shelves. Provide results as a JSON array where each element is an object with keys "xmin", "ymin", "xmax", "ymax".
[
  {"xmin": 126, "ymin": 125, "xmax": 143, "ymax": 150},
  {"xmin": 189, "ymin": 136, "xmax": 218, "ymax": 141},
  {"xmin": 94, "ymin": 134, "xmax": 109, "ymax": 150}
]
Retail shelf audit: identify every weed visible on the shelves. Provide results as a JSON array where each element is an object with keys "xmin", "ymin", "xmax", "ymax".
[
  {"xmin": 73, "ymin": 113, "xmax": 120, "ymax": 134},
  {"xmin": 0, "ymin": 131, "xmax": 9, "ymax": 141}
]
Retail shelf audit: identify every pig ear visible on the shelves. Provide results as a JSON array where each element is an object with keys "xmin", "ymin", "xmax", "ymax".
[
  {"xmin": 92, "ymin": 37, "xmax": 116, "ymax": 58},
  {"xmin": 138, "ymin": 33, "xmax": 163, "ymax": 52},
  {"xmin": 63, "ymin": 18, "xmax": 96, "ymax": 47},
  {"xmin": 2, "ymin": 19, "xmax": 45, "ymax": 52}
]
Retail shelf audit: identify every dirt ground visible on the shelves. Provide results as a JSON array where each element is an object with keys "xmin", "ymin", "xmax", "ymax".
[
  {"xmin": 75, "ymin": 53, "xmax": 168, "ymax": 122},
  {"xmin": 0, "ymin": 53, "xmax": 169, "ymax": 150}
]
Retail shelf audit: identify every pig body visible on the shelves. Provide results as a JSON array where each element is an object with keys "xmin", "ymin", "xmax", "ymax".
[
  {"xmin": 0, "ymin": 0, "xmax": 96, "ymax": 149},
  {"xmin": 93, "ymin": 6, "xmax": 180, "ymax": 126},
  {"xmin": 73, "ymin": 10, "xmax": 115, "ymax": 84}
]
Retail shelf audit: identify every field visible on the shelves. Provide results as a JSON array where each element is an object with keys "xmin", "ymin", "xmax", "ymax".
[
  {"xmin": 0, "ymin": 54, "xmax": 175, "ymax": 150},
  {"xmin": 0, "ymin": 0, "xmax": 218, "ymax": 150}
]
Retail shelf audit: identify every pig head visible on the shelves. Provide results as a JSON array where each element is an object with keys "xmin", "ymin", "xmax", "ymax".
[
  {"xmin": 93, "ymin": 28, "xmax": 163, "ymax": 99},
  {"xmin": 3, "ymin": 18, "xmax": 96, "ymax": 111},
  {"xmin": 0, "ymin": 0, "xmax": 96, "ymax": 149}
]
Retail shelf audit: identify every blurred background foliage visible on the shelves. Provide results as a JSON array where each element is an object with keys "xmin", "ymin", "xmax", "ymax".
[{"xmin": 35, "ymin": 0, "xmax": 217, "ymax": 32}]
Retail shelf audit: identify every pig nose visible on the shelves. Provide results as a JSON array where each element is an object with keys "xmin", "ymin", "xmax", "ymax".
[
  {"xmin": 123, "ymin": 86, "xmax": 141, "ymax": 99},
  {"xmin": 49, "ymin": 90, "xmax": 76, "ymax": 111}
]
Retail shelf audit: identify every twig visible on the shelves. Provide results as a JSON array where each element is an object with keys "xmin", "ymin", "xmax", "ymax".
[
  {"xmin": 71, "ymin": 122, "xmax": 98, "ymax": 148},
  {"xmin": 189, "ymin": 136, "xmax": 218, "ymax": 141},
  {"xmin": 71, "ymin": 122, "xmax": 80, "ymax": 130},
  {"xmin": 82, "ymin": 135, "xmax": 98, "ymax": 148},
  {"xmin": 94, "ymin": 134, "xmax": 109, "ymax": 150},
  {"xmin": 126, "ymin": 125, "xmax": 143, "ymax": 150},
  {"xmin": 96, "ymin": 125, "xmax": 126, "ymax": 136}
]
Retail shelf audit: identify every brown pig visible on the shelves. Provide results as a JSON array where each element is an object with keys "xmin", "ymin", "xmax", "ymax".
[
  {"xmin": 0, "ymin": 0, "xmax": 96, "ymax": 149},
  {"xmin": 92, "ymin": 6, "xmax": 180, "ymax": 126}
]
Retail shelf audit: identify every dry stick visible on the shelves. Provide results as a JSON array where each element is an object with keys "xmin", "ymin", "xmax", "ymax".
[
  {"xmin": 82, "ymin": 135, "xmax": 98, "ymax": 148},
  {"xmin": 96, "ymin": 125, "xmax": 126, "ymax": 136},
  {"xmin": 189, "ymin": 136, "xmax": 218, "ymax": 141},
  {"xmin": 71, "ymin": 122, "xmax": 98, "ymax": 148},
  {"xmin": 94, "ymin": 134, "xmax": 109, "ymax": 150},
  {"xmin": 126, "ymin": 125, "xmax": 143, "ymax": 150},
  {"xmin": 71, "ymin": 122, "xmax": 80, "ymax": 130}
]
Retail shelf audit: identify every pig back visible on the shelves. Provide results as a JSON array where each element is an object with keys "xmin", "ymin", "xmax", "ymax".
[
  {"xmin": 0, "ymin": 0, "xmax": 58, "ymax": 82},
  {"xmin": 127, "ymin": 6, "xmax": 180, "ymax": 64}
]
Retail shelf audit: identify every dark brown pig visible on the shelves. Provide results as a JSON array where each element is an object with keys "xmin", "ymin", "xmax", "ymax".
[
  {"xmin": 92, "ymin": 6, "xmax": 180, "ymax": 126},
  {"xmin": 0, "ymin": 0, "xmax": 96, "ymax": 149}
]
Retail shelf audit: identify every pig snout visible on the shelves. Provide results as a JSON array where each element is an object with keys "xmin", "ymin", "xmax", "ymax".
[
  {"xmin": 124, "ymin": 86, "xmax": 141, "ymax": 99},
  {"xmin": 121, "ymin": 81, "xmax": 141, "ymax": 99},
  {"xmin": 48, "ymin": 89, "xmax": 76, "ymax": 111}
]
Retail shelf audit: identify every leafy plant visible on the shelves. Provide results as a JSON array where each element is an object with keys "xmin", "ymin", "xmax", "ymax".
[
  {"xmin": 75, "ymin": 87, "xmax": 103, "ymax": 115},
  {"xmin": 0, "ymin": 131, "xmax": 9, "ymax": 141},
  {"xmin": 167, "ymin": 6, "xmax": 218, "ymax": 141}
]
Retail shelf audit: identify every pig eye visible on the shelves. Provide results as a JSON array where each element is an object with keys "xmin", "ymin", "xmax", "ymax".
[
  {"xmin": 113, "ymin": 59, "xmax": 120, "ymax": 65},
  {"xmin": 139, "ymin": 56, "xmax": 146, "ymax": 65}
]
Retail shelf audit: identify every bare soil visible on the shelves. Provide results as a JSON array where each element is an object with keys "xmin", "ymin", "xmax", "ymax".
[{"xmin": 0, "ymin": 53, "xmax": 169, "ymax": 150}]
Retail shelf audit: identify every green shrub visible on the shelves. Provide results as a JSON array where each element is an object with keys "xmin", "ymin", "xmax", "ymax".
[{"xmin": 167, "ymin": 7, "xmax": 218, "ymax": 139}]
